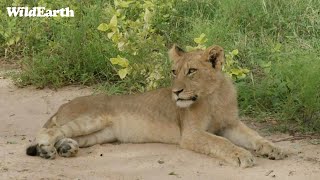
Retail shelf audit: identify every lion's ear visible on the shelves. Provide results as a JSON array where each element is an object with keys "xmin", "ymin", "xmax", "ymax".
[
  {"xmin": 168, "ymin": 44, "xmax": 185, "ymax": 61},
  {"xmin": 204, "ymin": 45, "xmax": 224, "ymax": 71}
]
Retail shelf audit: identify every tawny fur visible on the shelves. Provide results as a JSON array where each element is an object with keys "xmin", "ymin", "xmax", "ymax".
[{"xmin": 26, "ymin": 44, "xmax": 287, "ymax": 167}]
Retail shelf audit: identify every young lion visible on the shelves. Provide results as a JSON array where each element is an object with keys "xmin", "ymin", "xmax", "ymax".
[{"xmin": 26, "ymin": 44, "xmax": 286, "ymax": 167}]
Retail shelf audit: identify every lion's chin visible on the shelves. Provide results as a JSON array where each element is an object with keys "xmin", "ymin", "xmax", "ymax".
[{"xmin": 176, "ymin": 100, "xmax": 194, "ymax": 108}]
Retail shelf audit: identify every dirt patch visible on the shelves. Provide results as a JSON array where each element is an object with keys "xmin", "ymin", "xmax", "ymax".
[{"xmin": 1, "ymin": 78, "xmax": 320, "ymax": 180}]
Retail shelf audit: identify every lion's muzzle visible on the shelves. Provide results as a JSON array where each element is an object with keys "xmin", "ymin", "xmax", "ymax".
[{"xmin": 172, "ymin": 89, "xmax": 198, "ymax": 108}]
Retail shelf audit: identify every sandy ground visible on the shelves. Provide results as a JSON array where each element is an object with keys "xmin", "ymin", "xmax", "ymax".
[{"xmin": 1, "ymin": 77, "xmax": 320, "ymax": 180}]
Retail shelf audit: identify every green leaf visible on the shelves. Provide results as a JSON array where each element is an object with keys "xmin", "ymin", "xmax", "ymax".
[
  {"xmin": 6, "ymin": 38, "xmax": 15, "ymax": 46},
  {"xmin": 107, "ymin": 32, "xmax": 115, "ymax": 39},
  {"xmin": 115, "ymin": 0, "xmax": 133, "ymax": 8},
  {"xmin": 116, "ymin": 9, "xmax": 122, "ymax": 16},
  {"xmin": 143, "ymin": 1, "xmax": 155, "ymax": 9},
  {"xmin": 118, "ymin": 68, "xmax": 128, "ymax": 79},
  {"xmin": 186, "ymin": 46, "xmax": 197, "ymax": 52},
  {"xmin": 230, "ymin": 68, "xmax": 241, "ymax": 76},
  {"xmin": 144, "ymin": 8, "xmax": 152, "ymax": 23},
  {"xmin": 197, "ymin": 44, "xmax": 207, "ymax": 50},
  {"xmin": 238, "ymin": 74, "xmax": 246, "ymax": 79},
  {"xmin": 272, "ymin": 43, "xmax": 282, "ymax": 52},
  {"xmin": 260, "ymin": 61, "xmax": 272, "ymax": 68},
  {"xmin": 110, "ymin": 56, "xmax": 129, "ymax": 67},
  {"xmin": 194, "ymin": 33, "xmax": 207, "ymax": 45},
  {"xmin": 117, "ymin": 41, "xmax": 125, "ymax": 51},
  {"xmin": 242, "ymin": 68, "xmax": 250, "ymax": 73},
  {"xmin": 97, "ymin": 23, "xmax": 109, "ymax": 31},
  {"xmin": 109, "ymin": 15, "xmax": 118, "ymax": 28},
  {"xmin": 16, "ymin": 36, "xmax": 20, "ymax": 42},
  {"xmin": 231, "ymin": 49, "xmax": 239, "ymax": 56},
  {"xmin": 163, "ymin": 14, "xmax": 170, "ymax": 18}
]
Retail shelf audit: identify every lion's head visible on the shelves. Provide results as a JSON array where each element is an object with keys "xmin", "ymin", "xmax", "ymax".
[{"xmin": 168, "ymin": 44, "xmax": 225, "ymax": 108}]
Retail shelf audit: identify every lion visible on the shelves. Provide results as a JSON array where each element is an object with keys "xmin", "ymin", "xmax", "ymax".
[{"xmin": 26, "ymin": 44, "xmax": 286, "ymax": 167}]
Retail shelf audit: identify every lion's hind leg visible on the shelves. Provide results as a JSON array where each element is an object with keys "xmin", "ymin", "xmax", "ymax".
[
  {"xmin": 31, "ymin": 114, "xmax": 112, "ymax": 159},
  {"xmin": 73, "ymin": 127, "xmax": 116, "ymax": 148},
  {"xmin": 47, "ymin": 127, "xmax": 115, "ymax": 158}
]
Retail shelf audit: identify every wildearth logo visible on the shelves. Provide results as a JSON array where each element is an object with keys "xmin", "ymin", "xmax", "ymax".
[{"xmin": 7, "ymin": 7, "xmax": 74, "ymax": 17}]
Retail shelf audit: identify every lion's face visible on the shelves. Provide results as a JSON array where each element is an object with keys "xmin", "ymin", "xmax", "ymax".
[{"xmin": 169, "ymin": 44, "xmax": 225, "ymax": 108}]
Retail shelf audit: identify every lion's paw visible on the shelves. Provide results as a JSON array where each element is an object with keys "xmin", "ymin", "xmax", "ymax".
[
  {"xmin": 55, "ymin": 138, "xmax": 79, "ymax": 157},
  {"xmin": 255, "ymin": 140, "xmax": 287, "ymax": 160},
  {"xmin": 227, "ymin": 148, "xmax": 255, "ymax": 168},
  {"xmin": 38, "ymin": 144, "xmax": 57, "ymax": 159}
]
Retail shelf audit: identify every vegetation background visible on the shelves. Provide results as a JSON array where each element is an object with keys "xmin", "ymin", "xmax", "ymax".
[{"xmin": 1, "ymin": 0, "xmax": 319, "ymax": 133}]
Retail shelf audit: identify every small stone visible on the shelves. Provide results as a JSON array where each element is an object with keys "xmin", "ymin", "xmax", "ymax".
[
  {"xmin": 17, "ymin": 169, "xmax": 29, "ymax": 172},
  {"xmin": 158, "ymin": 160, "xmax": 164, "ymax": 164},
  {"xmin": 288, "ymin": 171, "xmax": 295, "ymax": 176},
  {"xmin": 6, "ymin": 141, "xmax": 17, "ymax": 144},
  {"xmin": 2, "ymin": 167, "xmax": 8, "ymax": 172}
]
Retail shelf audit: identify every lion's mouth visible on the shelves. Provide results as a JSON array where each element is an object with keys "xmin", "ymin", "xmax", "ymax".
[{"xmin": 177, "ymin": 95, "xmax": 198, "ymax": 102}]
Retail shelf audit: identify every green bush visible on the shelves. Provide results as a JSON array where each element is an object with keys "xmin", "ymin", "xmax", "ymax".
[
  {"xmin": 238, "ymin": 53, "xmax": 320, "ymax": 132},
  {"xmin": 2, "ymin": 0, "xmax": 119, "ymax": 88},
  {"xmin": 2, "ymin": 0, "xmax": 179, "ymax": 90}
]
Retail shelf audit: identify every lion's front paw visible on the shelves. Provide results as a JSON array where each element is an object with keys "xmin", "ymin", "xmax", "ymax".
[
  {"xmin": 38, "ymin": 144, "xmax": 57, "ymax": 159},
  {"xmin": 255, "ymin": 140, "xmax": 287, "ymax": 160},
  {"xmin": 227, "ymin": 148, "xmax": 256, "ymax": 168}
]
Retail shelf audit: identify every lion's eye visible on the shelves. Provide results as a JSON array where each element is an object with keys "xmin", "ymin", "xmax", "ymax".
[
  {"xmin": 172, "ymin": 70, "xmax": 177, "ymax": 76},
  {"xmin": 187, "ymin": 68, "xmax": 197, "ymax": 75}
]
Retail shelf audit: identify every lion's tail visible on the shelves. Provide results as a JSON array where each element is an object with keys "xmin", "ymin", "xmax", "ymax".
[{"xmin": 26, "ymin": 144, "xmax": 39, "ymax": 156}]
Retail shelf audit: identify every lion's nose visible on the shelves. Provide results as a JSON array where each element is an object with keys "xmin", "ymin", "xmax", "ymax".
[{"xmin": 173, "ymin": 88, "xmax": 184, "ymax": 96}]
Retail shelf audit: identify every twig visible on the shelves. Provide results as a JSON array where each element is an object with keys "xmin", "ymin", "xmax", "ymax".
[
  {"xmin": 273, "ymin": 135, "xmax": 320, "ymax": 143},
  {"xmin": 265, "ymin": 170, "xmax": 274, "ymax": 176}
]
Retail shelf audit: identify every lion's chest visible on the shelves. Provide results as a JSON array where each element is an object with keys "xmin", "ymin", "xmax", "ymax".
[{"xmin": 207, "ymin": 110, "xmax": 233, "ymax": 134}]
